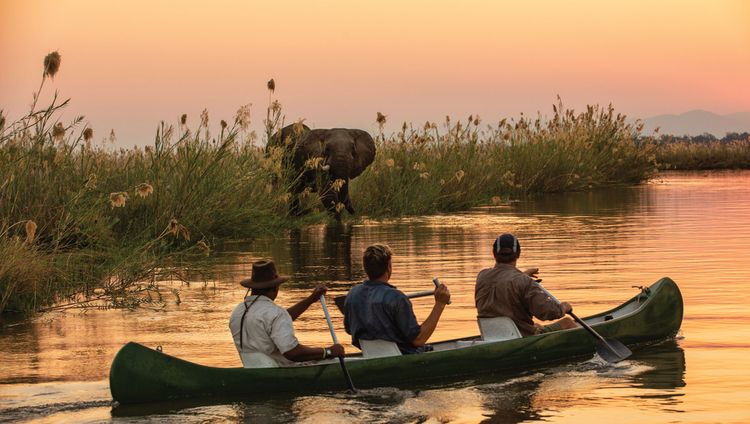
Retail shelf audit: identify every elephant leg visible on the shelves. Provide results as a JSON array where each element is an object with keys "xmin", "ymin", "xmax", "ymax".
[
  {"xmin": 289, "ymin": 176, "xmax": 305, "ymax": 216},
  {"xmin": 290, "ymin": 194, "xmax": 302, "ymax": 216},
  {"xmin": 341, "ymin": 179, "xmax": 355, "ymax": 215},
  {"xmin": 319, "ymin": 181, "xmax": 342, "ymax": 221}
]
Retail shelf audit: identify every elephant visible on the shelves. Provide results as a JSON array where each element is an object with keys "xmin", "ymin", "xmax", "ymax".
[{"xmin": 269, "ymin": 124, "xmax": 376, "ymax": 220}]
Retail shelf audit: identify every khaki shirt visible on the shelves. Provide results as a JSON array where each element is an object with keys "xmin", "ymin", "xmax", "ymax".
[
  {"xmin": 475, "ymin": 263, "xmax": 564, "ymax": 336},
  {"xmin": 229, "ymin": 295, "xmax": 299, "ymax": 367}
]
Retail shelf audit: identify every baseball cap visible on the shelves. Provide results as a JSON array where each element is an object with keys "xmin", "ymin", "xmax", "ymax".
[{"xmin": 493, "ymin": 233, "xmax": 521, "ymax": 257}]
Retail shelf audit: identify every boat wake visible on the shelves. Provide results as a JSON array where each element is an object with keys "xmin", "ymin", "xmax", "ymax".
[
  {"xmin": 331, "ymin": 386, "xmax": 416, "ymax": 402},
  {"xmin": 0, "ymin": 400, "xmax": 112, "ymax": 423},
  {"xmin": 0, "ymin": 380, "xmax": 112, "ymax": 423}
]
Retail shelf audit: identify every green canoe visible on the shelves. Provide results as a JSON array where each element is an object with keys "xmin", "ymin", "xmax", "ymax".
[{"xmin": 109, "ymin": 277, "xmax": 683, "ymax": 405}]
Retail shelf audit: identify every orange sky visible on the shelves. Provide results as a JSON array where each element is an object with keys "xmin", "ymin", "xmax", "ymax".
[{"xmin": 1, "ymin": 0, "xmax": 749, "ymax": 145}]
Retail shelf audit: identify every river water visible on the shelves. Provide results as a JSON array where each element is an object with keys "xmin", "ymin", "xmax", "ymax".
[{"xmin": 1, "ymin": 171, "xmax": 749, "ymax": 423}]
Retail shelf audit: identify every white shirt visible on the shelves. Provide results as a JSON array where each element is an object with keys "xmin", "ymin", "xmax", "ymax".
[{"xmin": 229, "ymin": 295, "xmax": 299, "ymax": 367}]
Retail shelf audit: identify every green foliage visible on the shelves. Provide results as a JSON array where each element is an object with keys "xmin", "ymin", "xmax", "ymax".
[{"xmin": 0, "ymin": 236, "xmax": 55, "ymax": 313}]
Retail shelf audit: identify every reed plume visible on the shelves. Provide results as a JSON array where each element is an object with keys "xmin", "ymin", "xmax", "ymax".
[
  {"xmin": 331, "ymin": 179, "xmax": 346, "ymax": 192},
  {"xmin": 376, "ymin": 112, "xmax": 387, "ymax": 126},
  {"xmin": 43, "ymin": 51, "xmax": 61, "ymax": 79},
  {"xmin": 25, "ymin": 220, "xmax": 37, "ymax": 245},
  {"xmin": 52, "ymin": 123, "xmax": 65, "ymax": 141},
  {"xmin": 109, "ymin": 192, "xmax": 128, "ymax": 208},
  {"xmin": 135, "ymin": 183, "xmax": 154, "ymax": 198},
  {"xmin": 30, "ymin": 51, "xmax": 62, "ymax": 113},
  {"xmin": 167, "ymin": 219, "xmax": 190, "ymax": 241},
  {"xmin": 293, "ymin": 119, "xmax": 306, "ymax": 136},
  {"xmin": 235, "ymin": 105, "xmax": 251, "ymax": 132}
]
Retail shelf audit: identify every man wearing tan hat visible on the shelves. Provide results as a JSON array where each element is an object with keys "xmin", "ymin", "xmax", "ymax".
[{"xmin": 229, "ymin": 260, "xmax": 345, "ymax": 367}]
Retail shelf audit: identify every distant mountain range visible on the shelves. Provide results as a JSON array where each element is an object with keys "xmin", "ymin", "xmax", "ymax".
[{"xmin": 641, "ymin": 110, "xmax": 750, "ymax": 137}]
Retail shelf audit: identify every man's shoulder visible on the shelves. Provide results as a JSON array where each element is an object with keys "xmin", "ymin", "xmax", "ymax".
[
  {"xmin": 477, "ymin": 265, "xmax": 531, "ymax": 284},
  {"xmin": 347, "ymin": 282, "xmax": 365, "ymax": 295},
  {"xmin": 352, "ymin": 281, "xmax": 404, "ymax": 294},
  {"xmin": 347, "ymin": 281, "xmax": 407, "ymax": 306},
  {"xmin": 229, "ymin": 301, "xmax": 245, "ymax": 326},
  {"xmin": 477, "ymin": 267, "xmax": 494, "ymax": 279},
  {"xmin": 233, "ymin": 297, "xmax": 286, "ymax": 318},
  {"xmin": 476, "ymin": 265, "xmax": 506, "ymax": 282},
  {"xmin": 374, "ymin": 283, "xmax": 407, "ymax": 301}
]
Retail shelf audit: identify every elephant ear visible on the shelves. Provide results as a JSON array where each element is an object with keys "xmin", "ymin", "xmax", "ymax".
[
  {"xmin": 348, "ymin": 129, "xmax": 376, "ymax": 179},
  {"xmin": 292, "ymin": 129, "xmax": 327, "ymax": 169}
]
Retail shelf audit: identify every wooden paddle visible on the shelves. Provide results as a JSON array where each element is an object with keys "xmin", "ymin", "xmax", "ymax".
[
  {"xmin": 320, "ymin": 295, "xmax": 356, "ymax": 392},
  {"xmin": 535, "ymin": 280, "xmax": 632, "ymax": 363}
]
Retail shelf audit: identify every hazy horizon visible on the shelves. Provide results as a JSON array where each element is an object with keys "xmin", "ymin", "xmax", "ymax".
[{"xmin": 2, "ymin": 0, "xmax": 749, "ymax": 146}]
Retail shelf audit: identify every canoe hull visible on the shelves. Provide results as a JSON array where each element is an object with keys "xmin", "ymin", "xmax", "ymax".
[{"xmin": 110, "ymin": 277, "xmax": 683, "ymax": 404}]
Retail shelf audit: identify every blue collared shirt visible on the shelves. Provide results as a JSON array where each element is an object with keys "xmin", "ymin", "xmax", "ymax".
[{"xmin": 343, "ymin": 280, "xmax": 422, "ymax": 354}]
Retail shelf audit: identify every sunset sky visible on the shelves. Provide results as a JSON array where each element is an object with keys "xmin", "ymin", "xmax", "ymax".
[{"xmin": 1, "ymin": 0, "xmax": 749, "ymax": 146}]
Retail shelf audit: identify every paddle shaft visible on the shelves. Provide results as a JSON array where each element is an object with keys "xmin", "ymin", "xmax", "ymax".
[
  {"xmin": 319, "ymin": 295, "xmax": 356, "ymax": 392},
  {"xmin": 408, "ymin": 289, "xmax": 437, "ymax": 299},
  {"xmin": 333, "ymin": 289, "xmax": 436, "ymax": 313},
  {"xmin": 534, "ymin": 281, "xmax": 619, "ymax": 353},
  {"xmin": 568, "ymin": 311, "xmax": 609, "ymax": 344},
  {"xmin": 432, "ymin": 278, "xmax": 451, "ymax": 305}
]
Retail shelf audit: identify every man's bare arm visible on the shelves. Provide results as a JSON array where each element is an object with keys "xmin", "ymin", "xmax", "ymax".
[
  {"xmin": 412, "ymin": 284, "xmax": 451, "ymax": 346},
  {"xmin": 287, "ymin": 284, "xmax": 326, "ymax": 320}
]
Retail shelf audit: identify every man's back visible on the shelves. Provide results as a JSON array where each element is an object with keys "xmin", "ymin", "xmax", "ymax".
[
  {"xmin": 475, "ymin": 263, "xmax": 563, "ymax": 336},
  {"xmin": 344, "ymin": 280, "xmax": 422, "ymax": 353},
  {"xmin": 229, "ymin": 295, "xmax": 298, "ymax": 366}
]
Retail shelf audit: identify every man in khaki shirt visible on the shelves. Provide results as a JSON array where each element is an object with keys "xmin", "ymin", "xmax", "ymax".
[{"xmin": 475, "ymin": 233, "xmax": 576, "ymax": 336}]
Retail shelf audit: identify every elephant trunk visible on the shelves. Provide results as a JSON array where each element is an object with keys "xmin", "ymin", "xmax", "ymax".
[{"xmin": 326, "ymin": 153, "xmax": 353, "ymax": 179}]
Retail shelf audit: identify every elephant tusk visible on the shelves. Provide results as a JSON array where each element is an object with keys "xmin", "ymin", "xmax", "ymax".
[{"xmin": 320, "ymin": 164, "xmax": 331, "ymax": 171}]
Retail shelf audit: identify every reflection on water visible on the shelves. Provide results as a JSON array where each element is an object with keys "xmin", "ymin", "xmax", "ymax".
[{"xmin": 2, "ymin": 171, "xmax": 750, "ymax": 423}]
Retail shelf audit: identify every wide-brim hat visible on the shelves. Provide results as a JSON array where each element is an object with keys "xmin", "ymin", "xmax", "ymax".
[{"xmin": 240, "ymin": 260, "xmax": 290, "ymax": 289}]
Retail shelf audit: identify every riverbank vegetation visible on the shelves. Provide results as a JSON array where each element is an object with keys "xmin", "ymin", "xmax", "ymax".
[
  {"xmin": 0, "ymin": 52, "xmax": 668, "ymax": 314},
  {"xmin": 655, "ymin": 133, "xmax": 750, "ymax": 170},
  {"xmin": 353, "ymin": 104, "xmax": 658, "ymax": 216},
  {"xmin": 1, "ymin": 53, "xmax": 300, "ymax": 314}
]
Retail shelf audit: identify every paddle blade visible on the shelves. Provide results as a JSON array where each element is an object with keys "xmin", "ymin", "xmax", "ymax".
[
  {"xmin": 595, "ymin": 338, "xmax": 632, "ymax": 363},
  {"xmin": 333, "ymin": 295, "xmax": 347, "ymax": 314}
]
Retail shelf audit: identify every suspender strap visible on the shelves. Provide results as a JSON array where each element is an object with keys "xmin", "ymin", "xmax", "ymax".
[{"xmin": 239, "ymin": 290, "xmax": 260, "ymax": 350}]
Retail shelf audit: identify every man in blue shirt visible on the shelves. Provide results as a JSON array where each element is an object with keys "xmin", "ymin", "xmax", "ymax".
[{"xmin": 344, "ymin": 244, "xmax": 451, "ymax": 354}]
